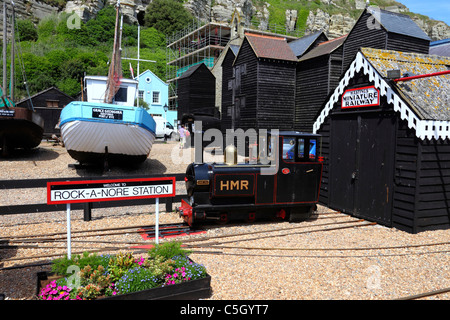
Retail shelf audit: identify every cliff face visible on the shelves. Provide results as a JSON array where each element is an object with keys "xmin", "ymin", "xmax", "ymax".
[{"xmin": 1, "ymin": 0, "xmax": 449, "ymax": 41}]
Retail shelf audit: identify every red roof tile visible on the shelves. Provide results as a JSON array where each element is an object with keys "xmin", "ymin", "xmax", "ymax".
[{"xmin": 245, "ymin": 33, "xmax": 298, "ymax": 62}]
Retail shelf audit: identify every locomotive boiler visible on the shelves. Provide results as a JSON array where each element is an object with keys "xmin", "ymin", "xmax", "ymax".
[{"xmin": 178, "ymin": 131, "xmax": 323, "ymax": 226}]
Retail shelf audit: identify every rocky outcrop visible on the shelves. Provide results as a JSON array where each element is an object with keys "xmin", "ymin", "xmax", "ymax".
[
  {"xmin": 306, "ymin": 9, "xmax": 355, "ymax": 39},
  {"xmin": 1, "ymin": 0, "xmax": 449, "ymax": 41}
]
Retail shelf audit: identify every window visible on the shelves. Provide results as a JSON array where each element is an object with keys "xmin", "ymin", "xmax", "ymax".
[
  {"xmin": 138, "ymin": 90, "xmax": 144, "ymax": 99},
  {"xmin": 152, "ymin": 91, "xmax": 160, "ymax": 104},
  {"xmin": 46, "ymin": 100, "xmax": 59, "ymax": 108},
  {"xmin": 309, "ymin": 139, "xmax": 317, "ymax": 160},
  {"xmin": 114, "ymin": 87, "xmax": 127, "ymax": 102},
  {"xmin": 282, "ymin": 137, "xmax": 295, "ymax": 160},
  {"xmin": 298, "ymin": 139, "xmax": 305, "ymax": 158}
]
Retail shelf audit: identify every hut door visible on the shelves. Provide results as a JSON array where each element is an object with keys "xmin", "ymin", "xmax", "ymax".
[
  {"xmin": 355, "ymin": 113, "xmax": 395, "ymax": 225},
  {"xmin": 329, "ymin": 115, "xmax": 358, "ymax": 214},
  {"xmin": 329, "ymin": 113, "xmax": 395, "ymax": 225}
]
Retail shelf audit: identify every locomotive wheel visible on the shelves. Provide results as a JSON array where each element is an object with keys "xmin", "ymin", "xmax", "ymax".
[{"xmin": 217, "ymin": 213, "xmax": 228, "ymax": 225}]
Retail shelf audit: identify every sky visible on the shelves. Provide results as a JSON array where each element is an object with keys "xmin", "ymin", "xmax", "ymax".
[{"xmin": 399, "ymin": 0, "xmax": 450, "ymax": 25}]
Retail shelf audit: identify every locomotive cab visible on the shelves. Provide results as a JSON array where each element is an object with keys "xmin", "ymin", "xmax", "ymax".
[{"xmin": 179, "ymin": 131, "xmax": 323, "ymax": 226}]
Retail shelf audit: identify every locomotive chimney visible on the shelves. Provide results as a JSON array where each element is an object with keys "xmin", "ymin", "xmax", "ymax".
[{"xmin": 224, "ymin": 144, "xmax": 237, "ymax": 165}]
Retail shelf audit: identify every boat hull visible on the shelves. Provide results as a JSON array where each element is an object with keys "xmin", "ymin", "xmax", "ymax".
[
  {"xmin": 60, "ymin": 102, "xmax": 156, "ymax": 165},
  {"xmin": 0, "ymin": 107, "xmax": 44, "ymax": 151}
]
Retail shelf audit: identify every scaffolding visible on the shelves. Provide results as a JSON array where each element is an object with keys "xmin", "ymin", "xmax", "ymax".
[{"xmin": 166, "ymin": 20, "xmax": 231, "ymax": 110}]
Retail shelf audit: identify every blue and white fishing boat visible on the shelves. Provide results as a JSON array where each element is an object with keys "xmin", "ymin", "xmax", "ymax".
[{"xmin": 59, "ymin": 2, "xmax": 156, "ymax": 166}]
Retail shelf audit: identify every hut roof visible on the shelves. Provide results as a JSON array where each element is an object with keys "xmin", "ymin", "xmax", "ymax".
[
  {"xmin": 313, "ymin": 47, "xmax": 450, "ymax": 140},
  {"xmin": 289, "ymin": 31, "xmax": 327, "ymax": 57},
  {"xmin": 178, "ymin": 63, "xmax": 212, "ymax": 80},
  {"xmin": 244, "ymin": 33, "xmax": 298, "ymax": 62},
  {"xmin": 365, "ymin": 7, "xmax": 431, "ymax": 41},
  {"xmin": 362, "ymin": 47, "xmax": 450, "ymax": 122},
  {"xmin": 430, "ymin": 39, "xmax": 450, "ymax": 57},
  {"xmin": 298, "ymin": 34, "xmax": 347, "ymax": 62}
]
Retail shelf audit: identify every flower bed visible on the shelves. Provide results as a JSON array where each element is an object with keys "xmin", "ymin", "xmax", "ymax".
[{"xmin": 36, "ymin": 242, "xmax": 211, "ymax": 300}]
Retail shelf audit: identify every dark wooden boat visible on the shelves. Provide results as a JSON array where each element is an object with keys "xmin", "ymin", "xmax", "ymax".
[
  {"xmin": 0, "ymin": 104, "xmax": 44, "ymax": 155},
  {"xmin": 0, "ymin": 1, "xmax": 44, "ymax": 156}
]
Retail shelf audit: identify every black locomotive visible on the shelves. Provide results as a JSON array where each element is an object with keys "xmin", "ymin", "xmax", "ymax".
[{"xmin": 178, "ymin": 131, "xmax": 323, "ymax": 226}]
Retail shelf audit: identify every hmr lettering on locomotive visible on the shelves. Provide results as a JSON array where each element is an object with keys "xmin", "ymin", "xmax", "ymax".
[{"xmin": 177, "ymin": 131, "xmax": 323, "ymax": 226}]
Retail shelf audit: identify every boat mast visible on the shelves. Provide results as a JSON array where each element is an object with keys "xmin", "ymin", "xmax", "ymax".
[
  {"xmin": 2, "ymin": 0, "xmax": 7, "ymax": 97},
  {"xmin": 10, "ymin": 0, "xmax": 14, "ymax": 101},
  {"xmin": 104, "ymin": 0, "xmax": 123, "ymax": 104}
]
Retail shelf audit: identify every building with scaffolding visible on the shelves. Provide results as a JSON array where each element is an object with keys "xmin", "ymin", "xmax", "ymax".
[
  {"xmin": 166, "ymin": 10, "xmax": 303, "ymax": 123},
  {"xmin": 166, "ymin": 21, "xmax": 231, "ymax": 112}
]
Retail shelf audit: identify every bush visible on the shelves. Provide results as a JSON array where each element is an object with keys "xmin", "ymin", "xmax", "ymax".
[
  {"xmin": 144, "ymin": 0, "xmax": 194, "ymax": 35},
  {"xmin": 51, "ymin": 252, "xmax": 111, "ymax": 277},
  {"xmin": 147, "ymin": 241, "xmax": 192, "ymax": 260}
]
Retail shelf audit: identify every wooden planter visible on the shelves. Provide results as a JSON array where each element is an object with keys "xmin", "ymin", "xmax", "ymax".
[{"xmin": 36, "ymin": 271, "xmax": 212, "ymax": 300}]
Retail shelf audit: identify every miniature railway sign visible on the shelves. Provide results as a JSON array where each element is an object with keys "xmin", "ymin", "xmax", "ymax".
[
  {"xmin": 341, "ymin": 86, "xmax": 380, "ymax": 109},
  {"xmin": 47, "ymin": 177, "xmax": 176, "ymax": 257}
]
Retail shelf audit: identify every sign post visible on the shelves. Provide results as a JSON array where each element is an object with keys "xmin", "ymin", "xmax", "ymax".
[
  {"xmin": 66, "ymin": 203, "xmax": 71, "ymax": 258},
  {"xmin": 47, "ymin": 177, "xmax": 176, "ymax": 257}
]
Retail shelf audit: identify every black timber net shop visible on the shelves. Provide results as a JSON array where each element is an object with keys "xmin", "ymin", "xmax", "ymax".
[{"xmin": 313, "ymin": 48, "xmax": 450, "ymax": 234}]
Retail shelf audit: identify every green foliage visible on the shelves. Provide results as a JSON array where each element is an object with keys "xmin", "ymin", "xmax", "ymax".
[
  {"xmin": 107, "ymin": 251, "xmax": 136, "ymax": 283},
  {"xmin": 140, "ymin": 27, "xmax": 166, "ymax": 49},
  {"xmin": 12, "ymin": 5, "xmax": 167, "ymax": 99},
  {"xmin": 147, "ymin": 241, "xmax": 192, "ymax": 260},
  {"xmin": 144, "ymin": 0, "xmax": 194, "ymax": 35},
  {"xmin": 16, "ymin": 20, "xmax": 38, "ymax": 42},
  {"xmin": 51, "ymin": 252, "xmax": 111, "ymax": 277}
]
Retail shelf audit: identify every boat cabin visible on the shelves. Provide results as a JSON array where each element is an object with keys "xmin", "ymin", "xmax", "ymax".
[{"xmin": 84, "ymin": 76, "xmax": 138, "ymax": 107}]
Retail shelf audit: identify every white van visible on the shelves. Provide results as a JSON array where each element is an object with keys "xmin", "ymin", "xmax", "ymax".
[{"xmin": 154, "ymin": 116, "xmax": 177, "ymax": 140}]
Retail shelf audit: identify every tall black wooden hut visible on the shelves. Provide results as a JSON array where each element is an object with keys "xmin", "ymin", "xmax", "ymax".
[
  {"xmin": 294, "ymin": 35, "xmax": 346, "ymax": 132},
  {"xmin": 177, "ymin": 63, "xmax": 216, "ymax": 122},
  {"xmin": 227, "ymin": 33, "xmax": 298, "ymax": 131},
  {"xmin": 313, "ymin": 47, "xmax": 450, "ymax": 233},
  {"xmin": 220, "ymin": 44, "xmax": 240, "ymax": 131},
  {"xmin": 342, "ymin": 7, "xmax": 430, "ymax": 70},
  {"xmin": 16, "ymin": 87, "xmax": 74, "ymax": 137}
]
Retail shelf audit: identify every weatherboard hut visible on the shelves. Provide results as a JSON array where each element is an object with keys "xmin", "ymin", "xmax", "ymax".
[
  {"xmin": 342, "ymin": 7, "xmax": 431, "ymax": 70},
  {"xmin": 313, "ymin": 47, "xmax": 450, "ymax": 233},
  {"xmin": 219, "ymin": 43, "xmax": 240, "ymax": 131},
  {"xmin": 177, "ymin": 63, "xmax": 217, "ymax": 122},
  {"xmin": 294, "ymin": 34, "xmax": 346, "ymax": 132},
  {"xmin": 227, "ymin": 33, "xmax": 298, "ymax": 131},
  {"xmin": 16, "ymin": 87, "xmax": 74, "ymax": 138}
]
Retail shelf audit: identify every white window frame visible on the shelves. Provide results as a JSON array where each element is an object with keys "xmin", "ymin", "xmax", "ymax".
[{"xmin": 152, "ymin": 91, "xmax": 160, "ymax": 105}]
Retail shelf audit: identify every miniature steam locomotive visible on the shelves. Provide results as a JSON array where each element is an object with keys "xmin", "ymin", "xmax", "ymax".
[{"xmin": 178, "ymin": 131, "xmax": 323, "ymax": 226}]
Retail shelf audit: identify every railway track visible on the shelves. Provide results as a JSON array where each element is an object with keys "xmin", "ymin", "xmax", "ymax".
[
  {"xmin": 2, "ymin": 215, "xmax": 449, "ymax": 264},
  {"xmin": 395, "ymin": 287, "xmax": 450, "ymax": 300}
]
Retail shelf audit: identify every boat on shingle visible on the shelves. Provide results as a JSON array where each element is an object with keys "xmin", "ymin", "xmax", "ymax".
[{"xmin": 59, "ymin": 2, "xmax": 155, "ymax": 166}]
